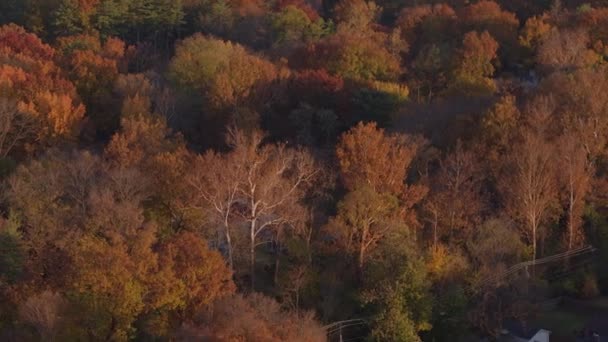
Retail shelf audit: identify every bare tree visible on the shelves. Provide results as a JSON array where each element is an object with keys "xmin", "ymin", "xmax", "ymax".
[
  {"xmin": 537, "ymin": 28, "xmax": 591, "ymax": 72},
  {"xmin": 501, "ymin": 97, "xmax": 559, "ymax": 262},
  {"xmin": 424, "ymin": 142, "xmax": 484, "ymax": 248},
  {"xmin": 185, "ymin": 150, "xmax": 243, "ymax": 270},
  {"xmin": 281, "ymin": 264, "xmax": 311, "ymax": 312},
  {"xmin": 557, "ymin": 131, "xmax": 592, "ymax": 250},
  {"xmin": 18, "ymin": 291, "xmax": 65, "ymax": 341},
  {"xmin": 230, "ymin": 129, "xmax": 317, "ymax": 289}
]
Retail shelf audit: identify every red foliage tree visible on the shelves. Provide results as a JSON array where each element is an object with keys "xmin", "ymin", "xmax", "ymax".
[{"xmin": 0, "ymin": 24, "xmax": 84, "ymax": 157}]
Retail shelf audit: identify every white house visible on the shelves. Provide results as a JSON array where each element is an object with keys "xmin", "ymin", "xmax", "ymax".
[
  {"xmin": 528, "ymin": 329, "xmax": 551, "ymax": 342},
  {"xmin": 499, "ymin": 324, "xmax": 551, "ymax": 342}
]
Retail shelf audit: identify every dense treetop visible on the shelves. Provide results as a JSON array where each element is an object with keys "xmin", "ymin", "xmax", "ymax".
[{"xmin": 2, "ymin": 1, "xmax": 608, "ymax": 341}]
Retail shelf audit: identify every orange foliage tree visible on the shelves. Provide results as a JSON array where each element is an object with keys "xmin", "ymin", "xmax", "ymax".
[
  {"xmin": 56, "ymin": 34, "xmax": 128, "ymax": 136},
  {"xmin": 0, "ymin": 24, "xmax": 84, "ymax": 157},
  {"xmin": 500, "ymin": 97, "xmax": 560, "ymax": 261},
  {"xmin": 448, "ymin": 30, "xmax": 499, "ymax": 96},
  {"xmin": 178, "ymin": 293, "xmax": 326, "ymax": 342},
  {"xmin": 331, "ymin": 122, "xmax": 427, "ymax": 273},
  {"xmin": 336, "ymin": 121, "xmax": 423, "ymax": 198},
  {"xmin": 460, "ymin": 0, "xmax": 519, "ymax": 57},
  {"xmin": 160, "ymin": 231, "xmax": 235, "ymax": 319}
]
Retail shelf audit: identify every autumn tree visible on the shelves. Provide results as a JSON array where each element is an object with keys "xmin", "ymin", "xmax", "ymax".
[
  {"xmin": 477, "ymin": 95, "xmax": 521, "ymax": 171},
  {"xmin": 331, "ymin": 122, "xmax": 426, "ymax": 273},
  {"xmin": 336, "ymin": 121, "xmax": 423, "ymax": 198},
  {"xmin": 7, "ymin": 151, "xmax": 102, "ymax": 253},
  {"xmin": 333, "ymin": 0, "xmax": 380, "ymax": 34},
  {"xmin": 0, "ymin": 98, "xmax": 33, "ymax": 159},
  {"xmin": 7, "ymin": 146, "xmax": 232, "ymax": 338},
  {"xmin": 66, "ymin": 225, "xmax": 213, "ymax": 340},
  {"xmin": 537, "ymin": 28, "xmax": 597, "ymax": 72},
  {"xmin": 460, "ymin": 1, "xmax": 519, "ymax": 59},
  {"xmin": 424, "ymin": 142, "xmax": 484, "ymax": 248},
  {"xmin": 168, "ymin": 34, "xmax": 241, "ymax": 92},
  {"xmin": 293, "ymin": 10, "xmax": 404, "ymax": 82},
  {"xmin": 169, "ymin": 33, "xmax": 278, "ymax": 110},
  {"xmin": 395, "ymin": 4, "xmax": 456, "ymax": 48},
  {"xmin": 387, "ymin": 4, "xmax": 456, "ymax": 101},
  {"xmin": 160, "ymin": 231, "xmax": 235, "ymax": 319},
  {"xmin": 326, "ymin": 185, "xmax": 401, "ymax": 274},
  {"xmin": 540, "ymin": 67, "xmax": 608, "ymax": 157},
  {"xmin": 276, "ymin": 0, "xmax": 321, "ymax": 21},
  {"xmin": 519, "ymin": 14, "xmax": 553, "ymax": 53},
  {"xmin": 448, "ymin": 30, "xmax": 499, "ymax": 96},
  {"xmin": 185, "ymin": 150, "xmax": 242, "ymax": 270},
  {"xmin": 408, "ymin": 43, "xmax": 452, "ymax": 102},
  {"xmin": 8, "ymin": 1, "xmax": 608, "ymax": 340},
  {"xmin": 18, "ymin": 291, "xmax": 66, "ymax": 341},
  {"xmin": 262, "ymin": 68, "xmax": 344, "ymax": 143},
  {"xmin": 500, "ymin": 97, "xmax": 559, "ymax": 261},
  {"xmin": 67, "ymin": 233, "xmax": 149, "ymax": 340},
  {"xmin": 178, "ymin": 293, "xmax": 326, "ymax": 342},
  {"xmin": 467, "ymin": 218, "xmax": 527, "ymax": 336},
  {"xmin": 105, "ymin": 81, "xmax": 190, "ymax": 220},
  {"xmin": 0, "ymin": 24, "xmax": 85, "ymax": 156},
  {"xmin": 269, "ymin": 5, "xmax": 331, "ymax": 51},
  {"xmin": 557, "ymin": 131, "xmax": 592, "ymax": 250},
  {"xmin": 56, "ymin": 34, "xmax": 127, "ymax": 136},
  {"xmin": 228, "ymin": 129, "xmax": 316, "ymax": 289},
  {"xmin": 537, "ymin": 68, "xmax": 608, "ymax": 252},
  {"xmin": 7, "ymin": 149, "xmax": 150, "ymax": 291}
]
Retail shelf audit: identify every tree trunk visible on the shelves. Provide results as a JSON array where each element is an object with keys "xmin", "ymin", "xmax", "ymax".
[
  {"xmin": 224, "ymin": 216, "xmax": 234, "ymax": 271},
  {"xmin": 274, "ymin": 231, "xmax": 281, "ymax": 285},
  {"xmin": 105, "ymin": 316, "xmax": 117, "ymax": 341},
  {"xmin": 531, "ymin": 214, "xmax": 538, "ymax": 262},
  {"xmin": 357, "ymin": 224, "xmax": 368, "ymax": 281},
  {"xmin": 532, "ymin": 227, "xmax": 537, "ymax": 261},
  {"xmin": 250, "ymin": 219, "xmax": 256, "ymax": 290},
  {"xmin": 307, "ymin": 209, "xmax": 314, "ymax": 265},
  {"xmin": 357, "ymin": 243, "xmax": 365, "ymax": 282},
  {"xmin": 568, "ymin": 183, "xmax": 575, "ymax": 251},
  {"xmin": 532, "ymin": 218, "xmax": 537, "ymax": 277},
  {"xmin": 433, "ymin": 210, "xmax": 438, "ymax": 250},
  {"xmin": 225, "ymin": 225, "xmax": 234, "ymax": 271}
]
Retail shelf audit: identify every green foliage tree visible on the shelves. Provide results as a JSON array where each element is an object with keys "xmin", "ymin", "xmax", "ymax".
[
  {"xmin": 270, "ymin": 5, "xmax": 332, "ymax": 48},
  {"xmin": 52, "ymin": 0, "xmax": 184, "ymax": 41},
  {"xmin": 363, "ymin": 231, "xmax": 432, "ymax": 342}
]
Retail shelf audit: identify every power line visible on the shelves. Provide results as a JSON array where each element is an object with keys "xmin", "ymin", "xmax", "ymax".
[{"xmin": 477, "ymin": 245, "xmax": 597, "ymax": 289}]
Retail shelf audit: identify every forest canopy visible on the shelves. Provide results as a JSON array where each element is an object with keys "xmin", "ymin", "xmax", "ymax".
[{"xmin": 2, "ymin": 0, "xmax": 608, "ymax": 341}]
